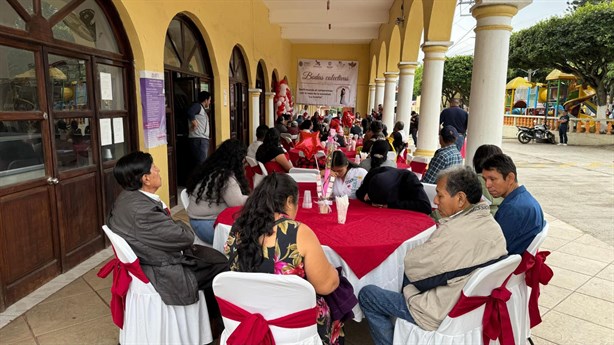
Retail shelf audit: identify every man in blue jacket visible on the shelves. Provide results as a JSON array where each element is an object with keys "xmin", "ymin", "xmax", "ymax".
[{"xmin": 481, "ymin": 153, "xmax": 545, "ymax": 254}]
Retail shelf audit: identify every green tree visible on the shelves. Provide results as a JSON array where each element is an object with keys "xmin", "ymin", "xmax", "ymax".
[
  {"xmin": 441, "ymin": 55, "xmax": 473, "ymax": 107},
  {"xmin": 566, "ymin": 0, "xmax": 611, "ymax": 12},
  {"xmin": 413, "ymin": 64, "xmax": 423, "ymax": 98},
  {"xmin": 509, "ymin": 2, "xmax": 614, "ymax": 115}
]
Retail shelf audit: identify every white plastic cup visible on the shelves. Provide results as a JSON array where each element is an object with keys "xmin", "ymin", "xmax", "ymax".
[{"xmin": 303, "ymin": 190, "xmax": 312, "ymax": 208}]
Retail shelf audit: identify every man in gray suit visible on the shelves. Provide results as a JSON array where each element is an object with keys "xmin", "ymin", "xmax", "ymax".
[{"xmin": 107, "ymin": 151, "xmax": 227, "ymax": 330}]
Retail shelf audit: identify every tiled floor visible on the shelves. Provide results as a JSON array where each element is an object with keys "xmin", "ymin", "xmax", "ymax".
[{"xmin": 1, "ymin": 211, "xmax": 612, "ymax": 344}]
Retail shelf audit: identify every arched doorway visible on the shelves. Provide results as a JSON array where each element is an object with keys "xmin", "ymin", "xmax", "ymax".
[
  {"xmin": 271, "ymin": 70, "xmax": 279, "ymax": 93},
  {"xmin": 0, "ymin": 0, "xmax": 133, "ymax": 310},
  {"xmin": 163, "ymin": 15, "xmax": 214, "ymax": 206},
  {"xmin": 256, "ymin": 62, "xmax": 266, "ymax": 125},
  {"xmin": 228, "ymin": 46, "xmax": 248, "ymax": 145}
]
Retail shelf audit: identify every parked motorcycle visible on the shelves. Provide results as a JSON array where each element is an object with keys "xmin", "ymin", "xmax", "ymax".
[{"xmin": 517, "ymin": 123, "xmax": 556, "ymax": 144}]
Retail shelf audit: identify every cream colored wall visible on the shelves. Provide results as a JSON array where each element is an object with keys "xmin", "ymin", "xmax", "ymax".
[
  {"xmin": 112, "ymin": 0, "xmax": 292, "ymax": 204},
  {"xmin": 290, "ymin": 44, "xmax": 371, "ymax": 115}
]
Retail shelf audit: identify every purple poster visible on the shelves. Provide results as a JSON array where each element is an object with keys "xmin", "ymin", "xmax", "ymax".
[{"xmin": 140, "ymin": 71, "xmax": 167, "ymax": 148}]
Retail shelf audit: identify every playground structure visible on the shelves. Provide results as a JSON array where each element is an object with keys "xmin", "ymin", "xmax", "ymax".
[{"xmin": 505, "ymin": 69, "xmax": 597, "ymax": 121}]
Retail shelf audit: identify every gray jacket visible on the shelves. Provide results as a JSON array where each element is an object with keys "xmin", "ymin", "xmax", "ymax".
[{"xmin": 108, "ymin": 190, "xmax": 199, "ymax": 305}]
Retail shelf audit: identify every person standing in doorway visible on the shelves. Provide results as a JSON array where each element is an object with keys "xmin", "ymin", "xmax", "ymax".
[
  {"xmin": 439, "ymin": 98, "xmax": 468, "ymax": 151},
  {"xmin": 558, "ymin": 109, "xmax": 570, "ymax": 146},
  {"xmin": 188, "ymin": 91, "xmax": 211, "ymax": 164}
]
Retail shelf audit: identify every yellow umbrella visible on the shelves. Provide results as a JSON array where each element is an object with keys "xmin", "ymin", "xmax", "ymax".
[{"xmin": 506, "ymin": 77, "xmax": 533, "ymax": 90}]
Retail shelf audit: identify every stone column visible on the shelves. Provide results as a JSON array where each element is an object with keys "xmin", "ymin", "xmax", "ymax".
[
  {"xmin": 368, "ymin": 83, "xmax": 376, "ymax": 114},
  {"xmin": 265, "ymin": 91, "xmax": 275, "ymax": 128},
  {"xmin": 397, "ymin": 62, "xmax": 419, "ymax": 141},
  {"xmin": 249, "ymin": 88, "xmax": 262, "ymax": 142},
  {"xmin": 415, "ymin": 42, "xmax": 452, "ymax": 157},
  {"xmin": 374, "ymin": 78, "xmax": 385, "ymax": 112},
  {"xmin": 465, "ymin": 1, "xmax": 529, "ymax": 165},
  {"xmin": 382, "ymin": 72, "xmax": 399, "ymax": 131}
]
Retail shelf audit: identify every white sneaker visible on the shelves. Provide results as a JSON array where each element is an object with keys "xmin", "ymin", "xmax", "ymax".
[
  {"xmin": 557, "ymin": 143, "xmax": 563, "ymax": 146},
  {"xmin": 563, "ymin": 143, "xmax": 568, "ymax": 146}
]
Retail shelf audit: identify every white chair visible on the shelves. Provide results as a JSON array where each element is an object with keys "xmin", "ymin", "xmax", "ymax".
[
  {"xmin": 213, "ymin": 271, "xmax": 322, "ymax": 345},
  {"xmin": 387, "ymin": 151, "xmax": 397, "ymax": 161},
  {"xmin": 289, "ymin": 168, "xmax": 320, "ymax": 175},
  {"xmin": 507, "ymin": 221, "xmax": 550, "ymax": 344},
  {"xmin": 180, "ymin": 189, "xmax": 190, "ymax": 210},
  {"xmin": 101, "ymin": 225, "xmax": 212, "ymax": 345},
  {"xmin": 253, "ymin": 161, "xmax": 268, "ymax": 187},
  {"xmin": 288, "ymin": 173, "xmax": 318, "ymax": 183},
  {"xmin": 393, "ymin": 255, "xmax": 522, "ymax": 345},
  {"xmin": 422, "ymin": 182, "xmax": 437, "ymax": 209},
  {"xmin": 257, "ymin": 161, "xmax": 268, "ymax": 176},
  {"xmin": 245, "ymin": 156, "xmax": 258, "ymax": 167}
]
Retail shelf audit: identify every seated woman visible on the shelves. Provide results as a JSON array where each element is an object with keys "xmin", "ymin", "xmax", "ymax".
[
  {"xmin": 355, "ymin": 166, "xmax": 431, "ymax": 215},
  {"xmin": 186, "ymin": 139, "xmax": 249, "ymax": 244},
  {"xmin": 358, "ymin": 166, "xmax": 507, "ymax": 345},
  {"xmin": 473, "ymin": 144, "xmax": 504, "ymax": 215},
  {"xmin": 359, "ymin": 140, "xmax": 396, "ymax": 171},
  {"xmin": 390, "ymin": 121, "xmax": 407, "ymax": 155},
  {"xmin": 256, "ymin": 128, "xmax": 293, "ymax": 173},
  {"xmin": 329, "ymin": 151, "xmax": 367, "ymax": 199},
  {"xmin": 361, "ymin": 120, "xmax": 385, "ymax": 154},
  {"xmin": 225, "ymin": 173, "xmax": 342, "ymax": 344},
  {"xmin": 108, "ymin": 151, "xmax": 228, "ymax": 327}
]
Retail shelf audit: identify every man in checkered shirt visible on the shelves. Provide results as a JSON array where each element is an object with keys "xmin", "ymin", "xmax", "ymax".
[{"xmin": 421, "ymin": 126, "xmax": 463, "ymax": 184}]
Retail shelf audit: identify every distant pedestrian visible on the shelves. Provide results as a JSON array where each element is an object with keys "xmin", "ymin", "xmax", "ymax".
[
  {"xmin": 409, "ymin": 111, "xmax": 419, "ymax": 145},
  {"xmin": 439, "ymin": 98, "xmax": 468, "ymax": 151},
  {"xmin": 558, "ymin": 109, "xmax": 569, "ymax": 146}
]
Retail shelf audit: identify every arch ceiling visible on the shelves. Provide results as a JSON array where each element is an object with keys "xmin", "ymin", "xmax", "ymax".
[{"xmin": 262, "ymin": 0, "xmax": 395, "ymax": 43}]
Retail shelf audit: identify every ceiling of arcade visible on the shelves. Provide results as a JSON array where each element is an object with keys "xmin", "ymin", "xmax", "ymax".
[{"xmin": 262, "ymin": 0, "xmax": 457, "ymax": 79}]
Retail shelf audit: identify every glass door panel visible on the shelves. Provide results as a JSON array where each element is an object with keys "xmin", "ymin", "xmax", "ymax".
[{"xmin": 47, "ymin": 54, "xmax": 89, "ymax": 111}]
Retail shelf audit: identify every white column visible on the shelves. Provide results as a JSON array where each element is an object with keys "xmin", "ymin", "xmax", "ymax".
[
  {"xmin": 249, "ymin": 88, "xmax": 262, "ymax": 142},
  {"xmin": 383, "ymin": 72, "xmax": 399, "ymax": 131},
  {"xmin": 415, "ymin": 41, "xmax": 452, "ymax": 158},
  {"xmin": 465, "ymin": 1, "xmax": 529, "ymax": 165},
  {"xmin": 397, "ymin": 62, "xmax": 418, "ymax": 141},
  {"xmin": 265, "ymin": 91, "xmax": 275, "ymax": 128},
  {"xmin": 368, "ymin": 83, "xmax": 376, "ymax": 114},
  {"xmin": 374, "ymin": 78, "xmax": 385, "ymax": 111}
]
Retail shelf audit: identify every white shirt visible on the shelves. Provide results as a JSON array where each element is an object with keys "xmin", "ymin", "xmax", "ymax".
[
  {"xmin": 139, "ymin": 190, "xmax": 169, "ymax": 209},
  {"xmin": 333, "ymin": 167, "xmax": 368, "ymax": 199},
  {"xmin": 247, "ymin": 140, "xmax": 263, "ymax": 159}
]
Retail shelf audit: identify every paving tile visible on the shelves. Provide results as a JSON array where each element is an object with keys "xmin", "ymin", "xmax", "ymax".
[
  {"xmin": 538, "ymin": 284, "xmax": 573, "ymax": 309},
  {"xmin": 41, "ymin": 278, "xmax": 91, "ymax": 304},
  {"xmin": 577, "ymin": 277, "xmax": 614, "ymax": 303},
  {"xmin": 540, "ymin": 236, "xmax": 570, "ymax": 251},
  {"xmin": 25, "ymin": 290, "xmax": 109, "ymax": 336},
  {"xmin": 557, "ymin": 241, "xmax": 614, "ymax": 264},
  {"xmin": 36, "ymin": 315, "xmax": 118, "ymax": 345},
  {"xmin": 2, "ymin": 337, "xmax": 38, "ymax": 345},
  {"xmin": 532, "ymin": 310, "xmax": 614, "ymax": 344},
  {"xmin": 0, "ymin": 316, "xmax": 33, "ymax": 343},
  {"xmin": 543, "ymin": 212, "xmax": 558, "ymax": 223},
  {"xmin": 529, "ymin": 336, "xmax": 558, "ymax": 345},
  {"xmin": 553, "ymin": 293, "xmax": 614, "ymax": 329},
  {"xmin": 546, "ymin": 251, "xmax": 608, "ymax": 276},
  {"xmin": 575, "ymin": 234, "xmax": 614, "ymax": 249},
  {"xmin": 547, "ymin": 220, "xmax": 584, "ymax": 241},
  {"xmin": 82, "ymin": 264, "xmax": 113, "ymax": 291},
  {"xmin": 96, "ymin": 287, "xmax": 112, "ymax": 306},
  {"xmin": 597, "ymin": 264, "xmax": 614, "ymax": 282},
  {"xmin": 548, "ymin": 266, "xmax": 592, "ymax": 291}
]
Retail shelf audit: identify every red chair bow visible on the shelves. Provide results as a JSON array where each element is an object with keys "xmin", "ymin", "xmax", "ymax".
[
  {"xmin": 448, "ymin": 285, "xmax": 515, "ymax": 345},
  {"xmin": 97, "ymin": 257, "xmax": 150, "ymax": 329},
  {"xmin": 513, "ymin": 250, "xmax": 553, "ymax": 328},
  {"xmin": 216, "ymin": 297, "xmax": 318, "ymax": 345}
]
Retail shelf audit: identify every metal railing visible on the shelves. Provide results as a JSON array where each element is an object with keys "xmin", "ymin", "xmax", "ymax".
[{"xmin": 503, "ymin": 115, "xmax": 614, "ymax": 134}]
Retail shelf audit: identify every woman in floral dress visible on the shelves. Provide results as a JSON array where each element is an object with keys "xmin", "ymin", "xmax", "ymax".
[{"xmin": 225, "ymin": 173, "xmax": 343, "ymax": 344}]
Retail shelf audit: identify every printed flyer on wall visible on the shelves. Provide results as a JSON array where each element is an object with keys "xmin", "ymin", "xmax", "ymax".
[
  {"xmin": 296, "ymin": 59, "xmax": 359, "ymax": 107},
  {"xmin": 140, "ymin": 70, "xmax": 167, "ymax": 148}
]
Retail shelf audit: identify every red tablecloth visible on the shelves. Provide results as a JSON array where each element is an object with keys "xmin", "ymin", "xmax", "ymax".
[{"xmin": 215, "ymin": 195, "xmax": 435, "ymax": 279}]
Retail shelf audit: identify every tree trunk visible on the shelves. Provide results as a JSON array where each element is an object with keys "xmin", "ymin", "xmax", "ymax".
[{"xmin": 596, "ymin": 82, "xmax": 608, "ymax": 119}]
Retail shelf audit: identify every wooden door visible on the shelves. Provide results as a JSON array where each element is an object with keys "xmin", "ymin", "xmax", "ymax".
[
  {"xmin": 173, "ymin": 76, "xmax": 196, "ymax": 189},
  {"xmin": 44, "ymin": 50, "xmax": 104, "ymax": 270}
]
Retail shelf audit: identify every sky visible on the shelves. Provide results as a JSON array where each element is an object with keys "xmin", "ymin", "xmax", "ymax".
[{"xmin": 443, "ymin": 0, "xmax": 570, "ymax": 57}]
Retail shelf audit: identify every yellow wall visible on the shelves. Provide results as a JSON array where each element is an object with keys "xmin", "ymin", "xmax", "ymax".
[
  {"xmin": 113, "ymin": 0, "xmax": 292, "ymax": 204},
  {"xmin": 289, "ymin": 44, "xmax": 371, "ymax": 115}
]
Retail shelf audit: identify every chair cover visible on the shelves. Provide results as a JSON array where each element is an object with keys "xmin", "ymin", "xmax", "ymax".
[
  {"xmin": 393, "ymin": 255, "xmax": 521, "ymax": 345},
  {"xmin": 245, "ymin": 156, "xmax": 258, "ymax": 167},
  {"xmin": 101, "ymin": 226, "xmax": 212, "ymax": 345},
  {"xmin": 289, "ymin": 168, "xmax": 320, "ymax": 175},
  {"xmin": 213, "ymin": 272, "xmax": 322, "ymax": 345},
  {"xmin": 422, "ymin": 183, "xmax": 438, "ymax": 209},
  {"xmin": 180, "ymin": 189, "xmax": 190, "ymax": 210},
  {"xmin": 507, "ymin": 222, "xmax": 550, "ymax": 342},
  {"xmin": 410, "ymin": 156, "xmax": 430, "ymax": 176},
  {"xmin": 289, "ymin": 173, "xmax": 318, "ymax": 183}
]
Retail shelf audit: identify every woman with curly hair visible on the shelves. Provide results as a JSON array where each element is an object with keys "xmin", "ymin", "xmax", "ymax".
[
  {"xmin": 186, "ymin": 139, "xmax": 249, "ymax": 244},
  {"xmin": 224, "ymin": 173, "xmax": 342, "ymax": 344}
]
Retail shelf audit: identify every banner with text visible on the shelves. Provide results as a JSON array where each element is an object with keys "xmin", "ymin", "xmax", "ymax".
[{"xmin": 296, "ymin": 59, "xmax": 359, "ymax": 107}]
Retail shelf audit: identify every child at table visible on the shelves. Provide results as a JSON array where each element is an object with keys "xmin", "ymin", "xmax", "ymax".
[{"xmin": 329, "ymin": 151, "xmax": 367, "ymax": 199}]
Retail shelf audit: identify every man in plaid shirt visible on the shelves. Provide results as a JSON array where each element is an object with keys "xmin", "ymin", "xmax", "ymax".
[{"xmin": 421, "ymin": 126, "xmax": 463, "ymax": 184}]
